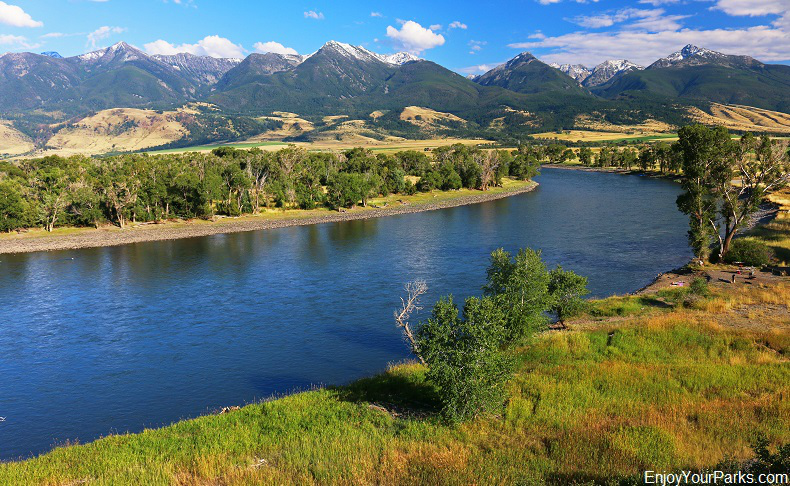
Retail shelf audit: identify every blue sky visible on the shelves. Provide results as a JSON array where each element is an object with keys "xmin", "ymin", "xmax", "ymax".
[{"xmin": 1, "ymin": 0, "xmax": 788, "ymax": 72}]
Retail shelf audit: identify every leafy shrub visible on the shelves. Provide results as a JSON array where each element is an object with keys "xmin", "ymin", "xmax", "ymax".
[
  {"xmin": 417, "ymin": 296, "xmax": 514, "ymax": 423},
  {"xmin": 723, "ymin": 239, "xmax": 774, "ymax": 266}
]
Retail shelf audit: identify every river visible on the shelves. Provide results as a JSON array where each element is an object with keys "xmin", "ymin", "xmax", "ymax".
[{"xmin": 0, "ymin": 168, "xmax": 691, "ymax": 460}]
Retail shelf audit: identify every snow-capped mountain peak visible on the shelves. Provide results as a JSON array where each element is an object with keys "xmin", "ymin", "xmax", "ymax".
[
  {"xmin": 647, "ymin": 44, "xmax": 746, "ymax": 69},
  {"xmin": 550, "ymin": 63, "xmax": 592, "ymax": 83},
  {"xmin": 319, "ymin": 41, "xmax": 420, "ymax": 66},
  {"xmin": 76, "ymin": 41, "xmax": 144, "ymax": 63},
  {"xmin": 582, "ymin": 59, "xmax": 643, "ymax": 87},
  {"xmin": 321, "ymin": 41, "xmax": 381, "ymax": 63},
  {"xmin": 382, "ymin": 52, "xmax": 421, "ymax": 65}
]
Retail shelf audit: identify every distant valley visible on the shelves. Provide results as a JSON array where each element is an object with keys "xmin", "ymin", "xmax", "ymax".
[{"xmin": 1, "ymin": 41, "xmax": 789, "ymax": 157}]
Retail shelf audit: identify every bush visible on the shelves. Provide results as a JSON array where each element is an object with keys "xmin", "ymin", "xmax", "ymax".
[
  {"xmin": 723, "ymin": 239, "xmax": 774, "ymax": 266},
  {"xmin": 417, "ymin": 296, "xmax": 514, "ymax": 423}
]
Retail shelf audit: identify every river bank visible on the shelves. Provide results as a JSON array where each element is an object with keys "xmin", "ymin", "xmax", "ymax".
[
  {"xmin": 0, "ymin": 179, "xmax": 537, "ymax": 255},
  {"xmin": 542, "ymin": 163, "xmax": 682, "ymax": 181}
]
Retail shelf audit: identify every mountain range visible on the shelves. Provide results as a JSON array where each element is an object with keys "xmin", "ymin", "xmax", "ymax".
[{"xmin": 0, "ymin": 41, "xmax": 788, "ymax": 153}]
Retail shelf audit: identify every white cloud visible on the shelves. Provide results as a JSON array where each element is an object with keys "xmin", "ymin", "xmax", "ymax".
[
  {"xmin": 0, "ymin": 33, "xmax": 26, "ymax": 44},
  {"xmin": 0, "ymin": 1, "xmax": 43, "ymax": 28},
  {"xmin": 509, "ymin": 24, "xmax": 790, "ymax": 66},
  {"xmin": 571, "ymin": 8, "xmax": 687, "ymax": 31},
  {"xmin": 253, "ymin": 41, "xmax": 298, "ymax": 56},
  {"xmin": 86, "ymin": 26, "xmax": 125, "ymax": 49},
  {"xmin": 386, "ymin": 20, "xmax": 445, "ymax": 54},
  {"xmin": 713, "ymin": 0, "xmax": 788, "ymax": 16},
  {"xmin": 457, "ymin": 63, "xmax": 500, "ymax": 75},
  {"xmin": 449, "ymin": 21, "xmax": 468, "ymax": 29},
  {"xmin": 304, "ymin": 10, "xmax": 324, "ymax": 20},
  {"xmin": 429, "ymin": 24, "xmax": 442, "ymax": 31},
  {"xmin": 144, "ymin": 35, "xmax": 245, "ymax": 58},
  {"xmin": 468, "ymin": 40, "xmax": 486, "ymax": 54},
  {"xmin": 371, "ymin": 12, "xmax": 383, "ymax": 18}
]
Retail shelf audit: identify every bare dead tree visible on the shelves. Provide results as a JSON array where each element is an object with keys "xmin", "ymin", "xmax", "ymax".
[{"xmin": 394, "ymin": 280, "xmax": 428, "ymax": 365}]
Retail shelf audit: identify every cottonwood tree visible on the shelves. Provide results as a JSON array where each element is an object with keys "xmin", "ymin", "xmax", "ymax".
[
  {"xmin": 577, "ymin": 147, "xmax": 593, "ymax": 167},
  {"xmin": 714, "ymin": 134, "xmax": 790, "ymax": 258},
  {"xmin": 675, "ymin": 126, "xmax": 790, "ymax": 262},
  {"xmin": 416, "ymin": 295, "xmax": 514, "ymax": 423},
  {"xmin": 674, "ymin": 125, "xmax": 735, "ymax": 263},
  {"xmin": 483, "ymin": 248, "xmax": 551, "ymax": 341},
  {"xmin": 98, "ymin": 156, "xmax": 142, "ymax": 229},
  {"xmin": 246, "ymin": 152, "xmax": 273, "ymax": 212},
  {"xmin": 474, "ymin": 150, "xmax": 501, "ymax": 191},
  {"xmin": 32, "ymin": 162, "xmax": 74, "ymax": 232},
  {"xmin": 548, "ymin": 266, "xmax": 590, "ymax": 328},
  {"xmin": 0, "ymin": 179, "xmax": 31, "ymax": 232},
  {"xmin": 276, "ymin": 145, "xmax": 307, "ymax": 204}
]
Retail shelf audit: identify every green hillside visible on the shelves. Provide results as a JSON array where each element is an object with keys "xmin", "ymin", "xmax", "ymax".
[{"xmin": 594, "ymin": 64, "xmax": 790, "ymax": 113}]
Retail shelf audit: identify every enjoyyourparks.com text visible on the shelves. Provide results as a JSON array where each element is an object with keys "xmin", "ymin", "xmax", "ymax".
[{"xmin": 645, "ymin": 470, "xmax": 789, "ymax": 485}]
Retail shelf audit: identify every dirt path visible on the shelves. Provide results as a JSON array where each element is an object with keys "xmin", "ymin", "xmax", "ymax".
[{"xmin": 0, "ymin": 182, "xmax": 537, "ymax": 255}]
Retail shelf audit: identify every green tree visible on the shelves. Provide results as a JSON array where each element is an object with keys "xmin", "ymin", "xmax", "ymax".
[
  {"xmin": 548, "ymin": 266, "xmax": 589, "ymax": 328},
  {"xmin": 483, "ymin": 248, "xmax": 551, "ymax": 341},
  {"xmin": 417, "ymin": 296, "xmax": 514, "ymax": 423},
  {"xmin": 438, "ymin": 163, "xmax": 462, "ymax": 191},
  {"xmin": 31, "ymin": 158, "xmax": 75, "ymax": 232},
  {"xmin": 577, "ymin": 147, "xmax": 593, "ymax": 167},
  {"xmin": 0, "ymin": 179, "xmax": 32, "ymax": 232},
  {"xmin": 326, "ymin": 172, "xmax": 365, "ymax": 209},
  {"xmin": 674, "ymin": 125, "xmax": 735, "ymax": 263},
  {"xmin": 715, "ymin": 134, "xmax": 790, "ymax": 258},
  {"xmin": 98, "ymin": 156, "xmax": 143, "ymax": 228},
  {"xmin": 509, "ymin": 153, "xmax": 540, "ymax": 180}
]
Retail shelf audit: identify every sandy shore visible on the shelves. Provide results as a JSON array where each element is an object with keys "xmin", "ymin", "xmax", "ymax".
[{"xmin": 0, "ymin": 182, "xmax": 537, "ymax": 255}]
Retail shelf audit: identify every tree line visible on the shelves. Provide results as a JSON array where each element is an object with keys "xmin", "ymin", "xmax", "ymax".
[{"xmin": 0, "ymin": 144, "xmax": 542, "ymax": 233}]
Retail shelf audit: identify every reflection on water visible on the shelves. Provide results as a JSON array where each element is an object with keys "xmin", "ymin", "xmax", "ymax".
[{"xmin": 0, "ymin": 168, "xmax": 691, "ymax": 460}]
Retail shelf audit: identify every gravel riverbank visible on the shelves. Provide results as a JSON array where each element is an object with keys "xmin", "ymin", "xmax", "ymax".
[{"xmin": 0, "ymin": 182, "xmax": 538, "ymax": 255}]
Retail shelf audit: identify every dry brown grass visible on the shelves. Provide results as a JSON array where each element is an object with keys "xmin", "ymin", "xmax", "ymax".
[
  {"xmin": 399, "ymin": 106, "xmax": 467, "ymax": 131},
  {"xmin": 0, "ymin": 120, "xmax": 35, "ymax": 156},
  {"xmin": 689, "ymin": 103, "xmax": 790, "ymax": 134},
  {"xmin": 44, "ymin": 108, "xmax": 187, "ymax": 156},
  {"xmin": 249, "ymin": 113, "xmax": 315, "ymax": 141},
  {"xmin": 573, "ymin": 114, "xmax": 675, "ymax": 134}
]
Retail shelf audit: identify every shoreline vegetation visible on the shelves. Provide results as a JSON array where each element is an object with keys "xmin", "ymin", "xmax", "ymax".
[
  {"xmin": 1, "ymin": 143, "xmax": 544, "ymax": 255},
  {"xmin": 0, "ymin": 179, "xmax": 537, "ymax": 255}
]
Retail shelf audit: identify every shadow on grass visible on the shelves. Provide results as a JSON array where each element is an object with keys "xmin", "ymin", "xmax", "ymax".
[
  {"xmin": 638, "ymin": 296, "xmax": 673, "ymax": 309},
  {"xmin": 330, "ymin": 368, "xmax": 441, "ymax": 419},
  {"xmin": 773, "ymin": 246, "xmax": 790, "ymax": 265}
]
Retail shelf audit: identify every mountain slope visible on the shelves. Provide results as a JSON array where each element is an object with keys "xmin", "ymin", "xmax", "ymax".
[
  {"xmin": 211, "ymin": 41, "xmax": 398, "ymax": 114},
  {"xmin": 0, "ymin": 52, "xmax": 82, "ymax": 111},
  {"xmin": 152, "ymin": 53, "xmax": 241, "ymax": 87},
  {"xmin": 594, "ymin": 45, "xmax": 790, "ymax": 113},
  {"xmin": 475, "ymin": 53, "xmax": 588, "ymax": 95}
]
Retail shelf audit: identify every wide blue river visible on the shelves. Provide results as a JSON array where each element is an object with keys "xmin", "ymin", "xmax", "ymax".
[{"xmin": 0, "ymin": 168, "xmax": 691, "ymax": 460}]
